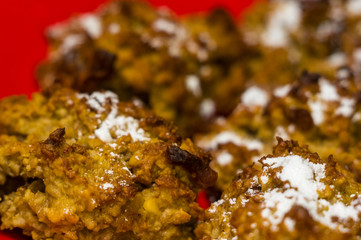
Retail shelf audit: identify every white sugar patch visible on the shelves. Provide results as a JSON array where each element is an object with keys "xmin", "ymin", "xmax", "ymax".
[
  {"xmin": 336, "ymin": 98, "xmax": 355, "ymax": 117},
  {"xmin": 199, "ymin": 131, "xmax": 263, "ymax": 151},
  {"xmin": 153, "ymin": 18, "xmax": 177, "ymax": 34},
  {"xmin": 108, "ymin": 23, "xmax": 121, "ymax": 34},
  {"xmin": 273, "ymin": 84, "xmax": 291, "ymax": 98},
  {"xmin": 100, "ymin": 183, "xmax": 114, "ymax": 190},
  {"xmin": 61, "ymin": 34, "xmax": 85, "ymax": 53},
  {"xmin": 308, "ymin": 99, "xmax": 325, "ymax": 125},
  {"xmin": 352, "ymin": 112, "xmax": 361, "ymax": 122},
  {"xmin": 347, "ymin": 0, "xmax": 361, "ymax": 16},
  {"xmin": 353, "ymin": 48, "xmax": 361, "ymax": 63},
  {"xmin": 241, "ymin": 86, "xmax": 269, "ymax": 107},
  {"xmin": 284, "ymin": 217, "xmax": 295, "ymax": 231},
  {"xmin": 217, "ymin": 151, "xmax": 233, "ymax": 166},
  {"xmin": 319, "ymin": 78, "xmax": 339, "ymax": 101},
  {"xmin": 308, "ymin": 79, "xmax": 340, "ymax": 125},
  {"xmin": 199, "ymin": 98, "xmax": 216, "ymax": 119},
  {"xmin": 185, "ymin": 75, "xmax": 202, "ymax": 97},
  {"xmin": 337, "ymin": 68, "xmax": 351, "ymax": 80},
  {"xmin": 77, "ymin": 91, "xmax": 149, "ymax": 142},
  {"xmin": 77, "ymin": 91, "xmax": 118, "ymax": 112},
  {"xmin": 274, "ymin": 126, "xmax": 290, "ymax": 141},
  {"xmin": 328, "ymin": 52, "xmax": 347, "ymax": 67},
  {"xmin": 263, "ymin": 155, "xmax": 326, "ymax": 198},
  {"xmin": 260, "ymin": 155, "xmax": 361, "ymax": 232},
  {"xmin": 262, "ymin": 1, "xmax": 301, "ymax": 47},
  {"xmin": 79, "ymin": 14, "xmax": 102, "ymax": 38}
]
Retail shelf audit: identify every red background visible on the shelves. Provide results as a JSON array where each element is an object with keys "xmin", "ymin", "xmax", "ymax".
[
  {"xmin": 0, "ymin": 0, "xmax": 256, "ymax": 239},
  {"xmin": 0, "ymin": 0, "xmax": 256, "ymax": 99}
]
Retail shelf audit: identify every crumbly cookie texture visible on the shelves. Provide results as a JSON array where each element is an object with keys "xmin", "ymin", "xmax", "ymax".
[
  {"xmin": 0, "ymin": 88, "xmax": 216, "ymax": 240},
  {"xmin": 37, "ymin": 0, "xmax": 246, "ymax": 136},
  {"xmin": 240, "ymin": 0, "xmax": 361, "ymax": 85},
  {"xmin": 195, "ymin": 139, "xmax": 361, "ymax": 240},
  {"xmin": 195, "ymin": 70, "xmax": 361, "ymax": 192}
]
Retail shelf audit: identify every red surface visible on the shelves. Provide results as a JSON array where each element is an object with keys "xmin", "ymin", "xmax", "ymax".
[
  {"xmin": 0, "ymin": 0, "xmax": 255, "ymax": 239},
  {"xmin": 0, "ymin": 0, "xmax": 256, "ymax": 99}
]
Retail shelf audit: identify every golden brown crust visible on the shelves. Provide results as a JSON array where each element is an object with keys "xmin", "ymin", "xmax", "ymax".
[
  {"xmin": 36, "ymin": 1, "xmax": 246, "ymax": 136},
  {"xmin": 0, "ymin": 88, "xmax": 216, "ymax": 239},
  {"xmin": 196, "ymin": 139, "xmax": 361, "ymax": 240}
]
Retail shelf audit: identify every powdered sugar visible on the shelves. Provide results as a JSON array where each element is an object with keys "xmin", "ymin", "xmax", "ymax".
[
  {"xmin": 199, "ymin": 131, "xmax": 263, "ymax": 151},
  {"xmin": 199, "ymin": 98, "xmax": 216, "ymax": 119},
  {"xmin": 79, "ymin": 14, "xmax": 102, "ymax": 39},
  {"xmin": 319, "ymin": 78, "xmax": 339, "ymax": 101},
  {"xmin": 108, "ymin": 23, "xmax": 121, "ymax": 34},
  {"xmin": 307, "ymin": 79, "xmax": 347, "ymax": 125},
  {"xmin": 263, "ymin": 155, "xmax": 326, "ymax": 198},
  {"xmin": 217, "ymin": 151, "xmax": 233, "ymax": 166},
  {"xmin": 241, "ymin": 86, "xmax": 269, "ymax": 107},
  {"xmin": 77, "ymin": 91, "xmax": 149, "ymax": 142},
  {"xmin": 328, "ymin": 52, "xmax": 347, "ymax": 67},
  {"xmin": 185, "ymin": 75, "xmax": 202, "ymax": 97},
  {"xmin": 336, "ymin": 98, "xmax": 355, "ymax": 117},
  {"xmin": 100, "ymin": 182, "xmax": 114, "ymax": 190},
  {"xmin": 273, "ymin": 84, "xmax": 291, "ymax": 98},
  {"xmin": 153, "ymin": 18, "xmax": 177, "ymax": 34},
  {"xmin": 262, "ymin": 0, "xmax": 301, "ymax": 47},
  {"xmin": 61, "ymin": 34, "xmax": 85, "ymax": 53},
  {"xmin": 347, "ymin": 0, "xmax": 361, "ymax": 16},
  {"xmin": 260, "ymin": 155, "xmax": 361, "ymax": 232}
]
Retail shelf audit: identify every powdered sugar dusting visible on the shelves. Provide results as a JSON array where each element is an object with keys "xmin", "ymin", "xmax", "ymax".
[
  {"xmin": 262, "ymin": 1, "xmax": 301, "ymax": 47},
  {"xmin": 199, "ymin": 131, "xmax": 263, "ymax": 151},
  {"xmin": 108, "ymin": 23, "xmax": 121, "ymax": 34},
  {"xmin": 273, "ymin": 84, "xmax": 291, "ymax": 98},
  {"xmin": 199, "ymin": 98, "xmax": 216, "ymax": 119},
  {"xmin": 61, "ymin": 34, "xmax": 85, "ymax": 53},
  {"xmin": 77, "ymin": 91, "xmax": 149, "ymax": 142},
  {"xmin": 79, "ymin": 14, "xmax": 102, "ymax": 39},
  {"xmin": 336, "ymin": 98, "xmax": 355, "ymax": 117},
  {"xmin": 100, "ymin": 182, "xmax": 114, "ymax": 190},
  {"xmin": 217, "ymin": 151, "xmax": 233, "ymax": 166},
  {"xmin": 263, "ymin": 155, "xmax": 326, "ymax": 198},
  {"xmin": 307, "ymin": 79, "xmax": 342, "ymax": 125},
  {"xmin": 308, "ymin": 99, "xmax": 325, "ymax": 125},
  {"xmin": 241, "ymin": 86, "xmax": 269, "ymax": 107},
  {"xmin": 347, "ymin": 0, "xmax": 361, "ymax": 16},
  {"xmin": 319, "ymin": 78, "xmax": 339, "ymax": 101},
  {"xmin": 153, "ymin": 18, "xmax": 177, "ymax": 34},
  {"xmin": 185, "ymin": 75, "xmax": 202, "ymax": 97},
  {"xmin": 260, "ymin": 155, "xmax": 361, "ymax": 232}
]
